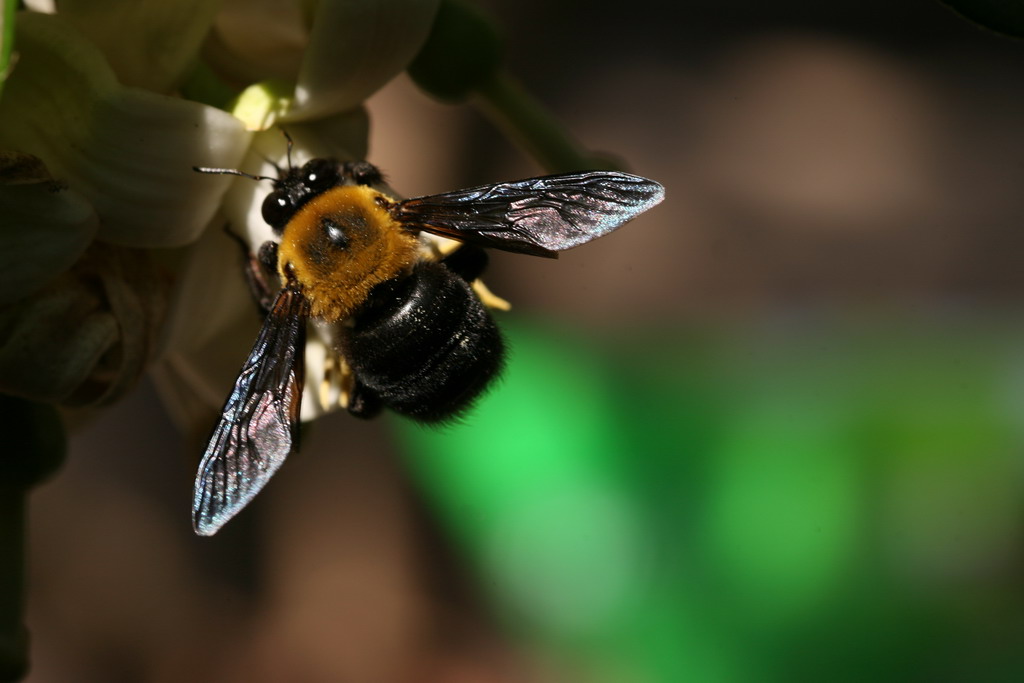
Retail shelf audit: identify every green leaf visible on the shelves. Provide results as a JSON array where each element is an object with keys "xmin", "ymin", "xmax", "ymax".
[
  {"xmin": 0, "ymin": 166, "xmax": 99, "ymax": 305},
  {"xmin": 938, "ymin": 0, "xmax": 1024, "ymax": 37},
  {"xmin": 288, "ymin": 0, "xmax": 441, "ymax": 120},
  {"xmin": 407, "ymin": 0, "xmax": 503, "ymax": 102}
]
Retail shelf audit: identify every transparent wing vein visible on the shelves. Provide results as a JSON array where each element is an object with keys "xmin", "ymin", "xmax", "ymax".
[
  {"xmin": 395, "ymin": 171, "xmax": 664, "ymax": 257},
  {"xmin": 192, "ymin": 287, "xmax": 309, "ymax": 536}
]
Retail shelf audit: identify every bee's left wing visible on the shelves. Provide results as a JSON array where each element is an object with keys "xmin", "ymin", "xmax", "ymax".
[
  {"xmin": 192, "ymin": 287, "xmax": 309, "ymax": 536},
  {"xmin": 393, "ymin": 171, "xmax": 664, "ymax": 258}
]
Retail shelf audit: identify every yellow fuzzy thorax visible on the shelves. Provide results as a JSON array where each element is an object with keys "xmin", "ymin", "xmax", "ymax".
[{"xmin": 276, "ymin": 185, "xmax": 420, "ymax": 322}]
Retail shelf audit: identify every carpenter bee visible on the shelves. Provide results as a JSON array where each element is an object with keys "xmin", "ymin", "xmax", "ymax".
[{"xmin": 191, "ymin": 153, "xmax": 664, "ymax": 536}]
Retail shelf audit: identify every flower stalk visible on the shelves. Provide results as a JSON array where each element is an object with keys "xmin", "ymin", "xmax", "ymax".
[
  {"xmin": 407, "ymin": 0, "xmax": 613, "ymax": 173},
  {"xmin": 0, "ymin": 397, "xmax": 65, "ymax": 681},
  {"xmin": 475, "ymin": 71, "xmax": 609, "ymax": 173}
]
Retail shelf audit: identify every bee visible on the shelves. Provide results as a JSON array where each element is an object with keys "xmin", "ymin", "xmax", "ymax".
[{"xmin": 191, "ymin": 152, "xmax": 664, "ymax": 536}]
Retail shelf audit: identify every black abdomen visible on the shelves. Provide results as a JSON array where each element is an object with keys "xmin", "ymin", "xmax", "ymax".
[{"xmin": 342, "ymin": 260, "xmax": 505, "ymax": 422}]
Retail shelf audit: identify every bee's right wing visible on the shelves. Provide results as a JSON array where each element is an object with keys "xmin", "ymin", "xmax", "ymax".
[
  {"xmin": 393, "ymin": 171, "xmax": 664, "ymax": 257},
  {"xmin": 192, "ymin": 287, "xmax": 309, "ymax": 536}
]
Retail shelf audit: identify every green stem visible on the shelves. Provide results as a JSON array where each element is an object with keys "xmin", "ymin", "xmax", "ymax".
[
  {"xmin": 0, "ymin": 490, "xmax": 26, "ymax": 683},
  {"xmin": 0, "ymin": 397, "xmax": 66, "ymax": 682},
  {"xmin": 474, "ymin": 71, "xmax": 613, "ymax": 174},
  {"xmin": 0, "ymin": 0, "xmax": 17, "ymax": 100}
]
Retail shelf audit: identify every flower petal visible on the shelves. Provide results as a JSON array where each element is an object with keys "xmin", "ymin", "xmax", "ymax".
[
  {"xmin": 287, "ymin": 0, "xmax": 440, "ymax": 121},
  {"xmin": 0, "ymin": 278, "xmax": 118, "ymax": 404},
  {"xmin": 21, "ymin": 2, "xmax": 55, "ymax": 13},
  {"xmin": 0, "ymin": 244, "xmax": 169, "ymax": 406},
  {"xmin": 44, "ymin": 0, "xmax": 222, "ymax": 92},
  {"xmin": 230, "ymin": 80, "xmax": 295, "ymax": 131},
  {"xmin": 150, "ymin": 224, "xmax": 262, "ymax": 434},
  {"xmin": 0, "ymin": 13, "xmax": 251, "ymax": 248},
  {"xmin": 0, "ymin": 157, "xmax": 99, "ymax": 306},
  {"xmin": 203, "ymin": 0, "xmax": 309, "ymax": 87}
]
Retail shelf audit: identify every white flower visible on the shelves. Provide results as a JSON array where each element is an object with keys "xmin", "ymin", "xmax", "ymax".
[
  {"xmin": 0, "ymin": 9, "xmax": 249, "ymax": 404},
  {"xmin": 0, "ymin": 1, "xmax": 440, "ymax": 417},
  {"xmin": 1, "ymin": 0, "xmax": 598, "ymax": 430}
]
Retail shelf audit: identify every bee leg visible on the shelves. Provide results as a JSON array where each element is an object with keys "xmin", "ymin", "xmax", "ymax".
[
  {"xmin": 471, "ymin": 279, "xmax": 511, "ymax": 312},
  {"xmin": 347, "ymin": 377, "xmax": 383, "ymax": 419},
  {"xmin": 337, "ymin": 353, "xmax": 382, "ymax": 418},
  {"xmin": 440, "ymin": 244, "xmax": 489, "ymax": 282},
  {"xmin": 254, "ymin": 241, "xmax": 280, "ymax": 307},
  {"xmin": 224, "ymin": 225, "xmax": 279, "ymax": 314},
  {"xmin": 439, "ymin": 246, "xmax": 511, "ymax": 311},
  {"xmin": 319, "ymin": 352, "xmax": 342, "ymax": 412}
]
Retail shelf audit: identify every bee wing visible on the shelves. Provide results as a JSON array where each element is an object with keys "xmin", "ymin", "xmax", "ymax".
[
  {"xmin": 394, "ymin": 171, "xmax": 664, "ymax": 258},
  {"xmin": 192, "ymin": 287, "xmax": 309, "ymax": 536}
]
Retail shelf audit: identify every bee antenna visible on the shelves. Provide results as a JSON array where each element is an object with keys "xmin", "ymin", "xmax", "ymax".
[
  {"xmin": 280, "ymin": 128, "xmax": 295, "ymax": 170},
  {"xmin": 192, "ymin": 166, "xmax": 276, "ymax": 182}
]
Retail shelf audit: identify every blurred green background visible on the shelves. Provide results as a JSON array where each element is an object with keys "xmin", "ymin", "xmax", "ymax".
[{"xmin": 399, "ymin": 316, "xmax": 1024, "ymax": 682}]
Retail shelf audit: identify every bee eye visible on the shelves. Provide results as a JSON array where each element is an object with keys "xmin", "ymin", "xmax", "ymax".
[
  {"xmin": 322, "ymin": 217, "xmax": 349, "ymax": 249},
  {"xmin": 262, "ymin": 192, "xmax": 292, "ymax": 231},
  {"xmin": 302, "ymin": 159, "xmax": 341, "ymax": 194}
]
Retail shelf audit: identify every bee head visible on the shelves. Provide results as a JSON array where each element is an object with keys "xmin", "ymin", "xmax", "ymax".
[{"xmin": 261, "ymin": 159, "xmax": 344, "ymax": 233}]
